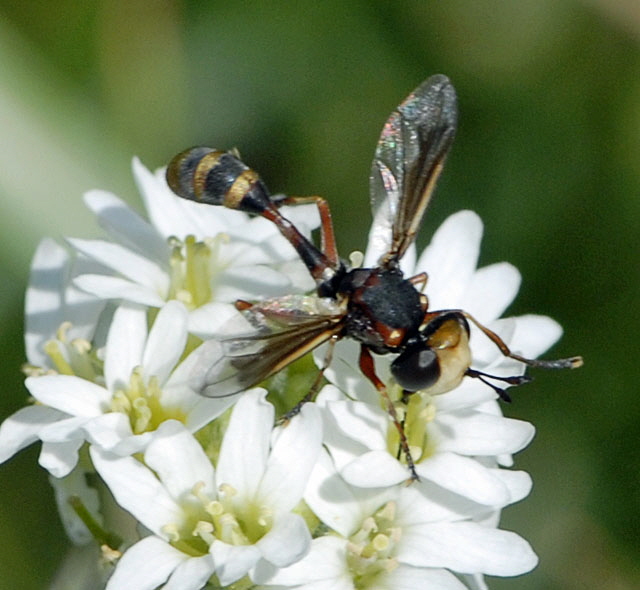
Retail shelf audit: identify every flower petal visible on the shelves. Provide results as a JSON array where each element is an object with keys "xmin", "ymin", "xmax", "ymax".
[
  {"xmin": 104, "ymin": 304, "xmax": 147, "ymax": 391},
  {"xmin": 39, "ymin": 438, "xmax": 84, "ymax": 477},
  {"xmin": 25, "ymin": 375, "xmax": 110, "ymax": 416},
  {"xmin": 215, "ymin": 389, "xmax": 273, "ymax": 499},
  {"xmin": 163, "ymin": 554, "xmax": 215, "ymax": 590},
  {"xmin": 90, "ymin": 446, "xmax": 184, "ymax": 535},
  {"xmin": 416, "ymin": 210, "xmax": 483, "ymax": 309},
  {"xmin": 460, "ymin": 262, "xmax": 521, "ymax": 323},
  {"xmin": 399, "ymin": 521, "xmax": 538, "ymax": 576},
  {"xmin": 83, "ymin": 190, "xmax": 169, "ymax": 263},
  {"xmin": 381, "ymin": 565, "xmax": 468, "ymax": 590},
  {"xmin": 142, "ymin": 301, "xmax": 188, "ymax": 385},
  {"xmin": 68, "ymin": 238, "xmax": 168, "ymax": 293},
  {"xmin": 73, "ymin": 274, "xmax": 166, "ymax": 307},
  {"xmin": 144, "ymin": 420, "xmax": 215, "ymax": 499},
  {"xmin": 340, "ymin": 450, "xmax": 409, "ymax": 488},
  {"xmin": 24, "ymin": 238, "xmax": 100, "ymax": 367},
  {"xmin": 416, "ymin": 452, "xmax": 510, "ymax": 506},
  {"xmin": 210, "ymin": 541, "xmax": 261, "ymax": 587},
  {"xmin": 432, "ymin": 410, "xmax": 535, "ymax": 456},
  {"xmin": 509, "ymin": 314, "xmax": 563, "ymax": 358},
  {"xmin": 0, "ymin": 405, "xmax": 64, "ymax": 463},
  {"xmin": 256, "ymin": 512, "xmax": 310, "ymax": 567},
  {"xmin": 251, "ymin": 535, "xmax": 349, "ymax": 586},
  {"xmin": 257, "ymin": 403, "xmax": 323, "ymax": 512},
  {"xmin": 106, "ymin": 536, "xmax": 188, "ymax": 590}
]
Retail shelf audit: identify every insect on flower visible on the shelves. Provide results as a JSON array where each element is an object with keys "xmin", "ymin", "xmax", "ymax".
[{"xmin": 166, "ymin": 74, "xmax": 583, "ymax": 479}]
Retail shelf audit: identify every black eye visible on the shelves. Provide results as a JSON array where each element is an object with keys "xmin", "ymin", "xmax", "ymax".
[{"xmin": 391, "ymin": 346, "xmax": 440, "ymax": 392}]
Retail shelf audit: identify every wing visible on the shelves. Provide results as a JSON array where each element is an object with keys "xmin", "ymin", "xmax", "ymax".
[
  {"xmin": 369, "ymin": 75, "xmax": 458, "ymax": 266},
  {"xmin": 189, "ymin": 295, "xmax": 345, "ymax": 397}
]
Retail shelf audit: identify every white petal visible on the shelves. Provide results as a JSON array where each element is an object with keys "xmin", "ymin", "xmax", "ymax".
[
  {"xmin": 304, "ymin": 449, "xmax": 375, "ymax": 537},
  {"xmin": 433, "ymin": 411, "xmax": 535, "ymax": 456},
  {"xmin": 68, "ymin": 238, "xmax": 168, "ymax": 293},
  {"xmin": 251, "ymin": 536, "xmax": 349, "ymax": 586},
  {"xmin": 187, "ymin": 302, "xmax": 243, "ymax": 338},
  {"xmin": 210, "ymin": 541, "xmax": 261, "ymax": 586},
  {"xmin": 73, "ymin": 274, "xmax": 166, "ymax": 307},
  {"xmin": 382, "ymin": 565, "xmax": 468, "ymax": 590},
  {"xmin": 39, "ymin": 438, "xmax": 84, "ymax": 477},
  {"xmin": 509, "ymin": 314, "xmax": 563, "ymax": 358},
  {"xmin": 90, "ymin": 446, "xmax": 183, "ymax": 535},
  {"xmin": 163, "ymin": 554, "xmax": 215, "ymax": 590},
  {"xmin": 104, "ymin": 304, "xmax": 147, "ymax": 391},
  {"xmin": 323, "ymin": 400, "xmax": 388, "ymax": 451},
  {"xmin": 216, "ymin": 390, "xmax": 273, "ymax": 498},
  {"xmin": 81, "ymin": 411, "xmax": 131, "ymax": 445},
  {"xmin": 416, "ymin": 210, "xmax": 483, "ymax": 309},
  {"xmin": 258, "ymin": 403, "xmax": 323, "ymax": 512},
  {"xmin": 106, "ymin": 536, "xmax": 187, "ymax": 590},
  {"xmin": 416, "ymin": 452, "xmax": 510, "ymax": 506},
  {"xmin": 83, "ymin": 190, "xmax": 169, "ymax": 263},
  {"xmin": 433, "ymin": 379, "xmax": 497, "ymax": 412},
  {"xmin": 340, "ymin": 451, "xmax": 409, "ymax": 488},
  {"xmin": 489, "ymin": 468, "xmax": 532, "ymax": 504},
  {"xmin": 144, "ymin": 421, "xmax": 215, "ymax": 499},
  {"xmin": 24, "ymin": 238, "xmax": 70, "ymax": 366},
  {"xmin": 399, "ymin": 521, "xmax": 538, "ymax": 576},
  {"xmin": 135, "ymin": 158, "xmax": 222, "ymax": 240},
  {"xmin": 318, "ymin": 339, "xmax": 378, "ymax": 404},
  {"xmin": 39, "ymin": 415, "xmax": 90, "ymax": 442},
  {"xmin": 0, "ymin": 405, "xmax": 64, "ymax": 463},
  {"xmin": 215, "ymin": 265, "xmax": 292, "ymax": 301},
  {"xmin": 256, "ymin": 512, "xmax": 310, "ymax": 567},
  {"xmin": 396, "ymin": 480, "xmax": 486, "ymax": 525},
  {"xmin": 460, "ymin": 262, "xmax": 521, "ymax": 323},
  {"xmin": 25, "ymin": 375, "xmax": 110, "ymax": 416},
  {"xmin": 142, "ymin": 301, "xmax": 188, "ymax": 385}
]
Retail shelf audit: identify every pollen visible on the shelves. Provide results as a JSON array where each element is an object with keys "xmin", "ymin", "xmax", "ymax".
[
  {"xmin": 347, "ymin": 501, "xmax": 402, "ymax": 588},
  {"xmin": 110, "ymin": 367, "xmax": 186, "ymax": 434},
  {"xmin": 28, "ymin": 321, "xmax": 103, "ymax": 381}
]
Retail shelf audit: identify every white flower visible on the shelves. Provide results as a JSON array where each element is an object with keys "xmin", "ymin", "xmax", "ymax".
[
  {"xmin": 0, "ymin": 301, "xmax": 232, "ymax": 477},
  {"xmin": 252, "ymin": 450, "xmax": 537, "ymax": 590},
  {"xmin": 91, "ymin": 390, "xmax": 323, "ymax": 590},
  {"xmin": 316, "ymin": 384, "xmax": 533, "ymax": 506},
  {"xmin": 312, "ymin": 210, "xmax": 561, "ymax": 495},
  {"xmin": 70, "ymin": 158, "xmax": 319, "ymax": 337}
]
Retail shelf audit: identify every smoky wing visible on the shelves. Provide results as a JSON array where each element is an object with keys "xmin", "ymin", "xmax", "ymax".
[
  {"xmin": 190, "ymin": 296, "xmax": 344, "ymax": 397},
  {"xmin": 369, "ymin": 75, "xmax": 458, "ymax": 265}
]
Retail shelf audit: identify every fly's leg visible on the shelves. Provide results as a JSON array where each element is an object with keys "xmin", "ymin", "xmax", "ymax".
[
  {"xmin": 456, "ymin": 310, "xmax": 584, "ymax": 370},
  {"xmin": 359, "ymin": 345, "xmax": 419, "ymax": 482},
  {"xmin": 277, "ymin": 195, "xmax": 339, "ymax": 267},
  {"xmin": 465, "ymin": 368, "xmax": 532, "ymax": 402},
  {"xmin": 407, "ymin": 271, "xmax": 428, "ymax": 292}
]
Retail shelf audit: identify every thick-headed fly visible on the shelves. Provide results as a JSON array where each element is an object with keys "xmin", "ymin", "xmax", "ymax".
[{"xmin": 166, "ymin": 75, "xmax": 583, "ymax": 479}]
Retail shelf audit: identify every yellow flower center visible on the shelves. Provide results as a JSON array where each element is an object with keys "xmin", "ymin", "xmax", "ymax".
[
  {"xmin": 110, "ymin": 367, "xmax": 186, "ymax": 434},
  {"xmin": 163, "ymin": 481, "xmax": 274, "ymax": 557},
  {"xmin": 347, "ymin": 501, "xmax": 401, "ymax": 588},
  {"xmin": 386, "ymin": 388, "xmax": 437, "ymax": 465},
  {"xmin": 167, "ymin": 234, "xmax": 228, "ymax": 309}
]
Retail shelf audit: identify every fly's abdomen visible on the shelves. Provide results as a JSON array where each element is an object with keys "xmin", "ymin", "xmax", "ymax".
[{"xmin": 166, "ymin": 147, "xmax": 272, "ymax": 214}]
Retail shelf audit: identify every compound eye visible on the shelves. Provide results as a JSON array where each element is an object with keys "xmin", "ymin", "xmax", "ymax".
[{"xmin": 391, "ymin": 346, "xmax": 440, "ymax": 392}]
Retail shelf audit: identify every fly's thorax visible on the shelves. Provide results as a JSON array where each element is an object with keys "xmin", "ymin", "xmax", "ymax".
[{"xmin": 339, "ymin": 267, "xmax": 424, "ymax": 352}]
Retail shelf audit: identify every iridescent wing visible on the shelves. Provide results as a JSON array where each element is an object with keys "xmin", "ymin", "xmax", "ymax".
[
  {"xmin": 369, "ymin": 75, "xmax": 458, "ymax": 266},
  {"xmin": 190, "ymin": 295, "xmax": 345, "ymax": 397}
]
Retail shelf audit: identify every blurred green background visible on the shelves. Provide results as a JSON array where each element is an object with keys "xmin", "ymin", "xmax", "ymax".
[{"xmin": 0, "ymin": 1, "xmax": 638, "ymax": 589}]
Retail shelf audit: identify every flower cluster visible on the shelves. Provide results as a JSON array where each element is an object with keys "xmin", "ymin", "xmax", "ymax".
[{"xmin": 0, "ymin": 159, "xmax": 564, "ymax": 589}]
